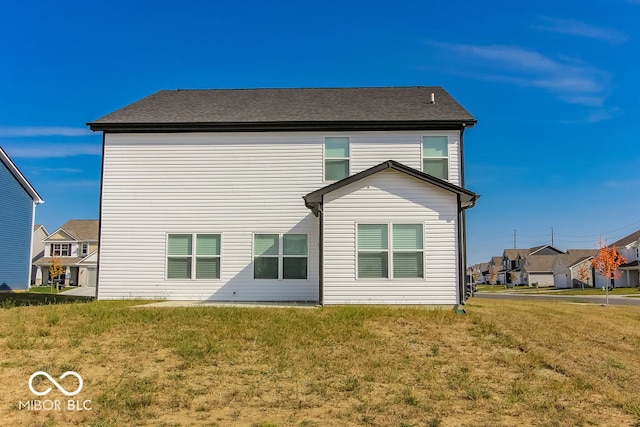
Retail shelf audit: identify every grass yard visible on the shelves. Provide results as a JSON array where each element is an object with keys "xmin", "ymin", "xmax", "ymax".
[{"xmin": 1, "ymin": 299, "xmax": 640, "ymax": 426}]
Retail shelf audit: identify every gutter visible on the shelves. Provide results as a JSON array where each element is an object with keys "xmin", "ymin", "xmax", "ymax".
[{"xmin": 87, "ymin": 120, "xmax": 477, "ymax": 133}]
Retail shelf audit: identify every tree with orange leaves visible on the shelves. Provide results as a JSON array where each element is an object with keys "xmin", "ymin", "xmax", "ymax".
[
  {"xmin": 591, "ymin": 238, "xmax": 627, "ymax": 290},
  {"xmin": 577, "ymin": 261, "xmax": 591, "ymax": 290}
]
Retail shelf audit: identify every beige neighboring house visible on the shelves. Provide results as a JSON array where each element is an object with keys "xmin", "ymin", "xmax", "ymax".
[
  {"xmin": 520, "ymin": 255, "xmax": 557, "ymax": 287},
  {"xmin": 34, "ymin": 220, "xmax": 99, "ymax": 287},
  {"xmin": 31, "ymin": 224, "xmax": 49, "ymax": 284},
  {"xmin": 551, "ymin": 249, "xmax": 598, "ymax": 289}
]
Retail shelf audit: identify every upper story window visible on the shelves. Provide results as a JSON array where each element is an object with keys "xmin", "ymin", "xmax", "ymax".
[
  {"xmin": 51, "ymin": 243, "xmax": 71, "ymax": 257},
  {"xmin": 167, "ymin": 234, "xmax": 221, "ymax": 280},
  {"xmin": 81, "ymin": 243, "xmax": 88, "ymax": 256},
  {"xmin": 324, "ymin": 137, "xmax": 350, "ymax": 181},
  {"xmin": 422, "ymin": 136, "xmax": 448, "ymax": 180}
]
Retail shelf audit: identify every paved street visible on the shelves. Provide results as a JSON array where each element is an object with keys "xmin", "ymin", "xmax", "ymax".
[{"xmin": 473, "ymin": 292, "xmax": 640, "ymax": 306}]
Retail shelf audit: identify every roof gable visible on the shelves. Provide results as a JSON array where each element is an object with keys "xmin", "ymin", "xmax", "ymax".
[
  {"xmin": 88, "ymin": 86, "xmax": 476, "ymax": 132},
  {"xmin": 45, "ymin": 229, "xmax": 76, "ymax": 241},
  {"xmin": 303, "ymin": 160, "xmax": 478, "ymax": 216},
  {"xmin": 612, "ymin": 230, "xmax": 640, "ymax": 248},
  {"xmin": 0, "ymin": 146, "xmax": 44, "ymax": 203},
  {"xmin": 46, "ymin": 220, "xmax": 99, "ymax": 242}
]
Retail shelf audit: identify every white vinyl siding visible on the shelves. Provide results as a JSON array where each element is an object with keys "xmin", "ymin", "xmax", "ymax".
[
  {"xmin": 323, "ymin": 169, "xmax": 458, "ymax": 305},
  {"xmin": 98, "ymin": 130, "xmax": 462, "ymax": 302}
]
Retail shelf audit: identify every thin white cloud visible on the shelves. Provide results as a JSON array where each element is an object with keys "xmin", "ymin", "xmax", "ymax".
[
  {"xmin": 534, "ymin": 17, "xmax": 627, "ymax": 44},
  {"xmin": 426, "ymin": 41, "xmax": 610, "ymax": 107},
  {"xmin": 0, "ymin": 126, "xmax": 91, "ymax": 137},
  {"xmin": 38, "ymin": 167, "xmax": 85, "ymax": 174},
  {"xmin": 3, "ymin": 143, "xmax": 101, "ymax": 158},
  {"xmin": 559, "ymin": 108, "xmax": 622, "ymax": 124}
]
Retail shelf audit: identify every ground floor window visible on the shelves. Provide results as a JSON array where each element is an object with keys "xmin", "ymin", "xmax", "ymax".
[
  {"xmin": 254, "ymin": 233, "xmax": 308, "ymax": 279},
  {"xmin": 167, "ymin": 234, "xmax": 221, "ymax": 279},
  {"xmin": 357, "ymin": 223, "xmax": 424, "ymax": 279}
]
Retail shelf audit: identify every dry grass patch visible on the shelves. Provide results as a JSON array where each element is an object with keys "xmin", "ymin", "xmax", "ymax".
[{"xmin": 0, "ymin": 299, "xmax": 639, "ymax": 426}]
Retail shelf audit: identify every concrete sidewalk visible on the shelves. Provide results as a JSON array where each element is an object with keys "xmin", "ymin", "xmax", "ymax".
[
  {"xmin": 60, "ymin": 286, "xmax": 96, "ymax": 297},
  {"xmin": 136, "ymin": 300, "xmax": 318, "ymax": 308}
]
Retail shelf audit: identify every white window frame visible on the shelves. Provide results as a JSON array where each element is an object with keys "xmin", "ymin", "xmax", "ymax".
[
  {"xmin": 422, "ymin": 135, "xmax": 449, "ymax": 180},
  {"xmin": 166, "ymin": 233, "xmax": 221, "ymax": 280},
  {"xmin": 324, "ymin": 136, "xmax": 350, "ymax": 182},
  {"xmin": 51, "ymin": 243, "xmax": 71, "ymax": 257},
  {"xmin": 253, "ymin": 233, "xmax": 309, "ymax": 280},
  {"xmin": 356, "ymin": 223, "xmax": 425, "ymax": 280},
  {"xmin": 81, "ymin": 243, "xmax": 88, "ymax": 256}
]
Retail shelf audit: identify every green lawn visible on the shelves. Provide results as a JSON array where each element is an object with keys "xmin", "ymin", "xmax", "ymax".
[
  {"xmin": 27, "ymin": 286, "xmax": 61, "ymax": 294},
  {"xmin": 2, "ymin": 299, "xmax": 640, "ymax": 426},
  {"xmin": 0, "ymin": 291, "xmax": 93, "ymax": 308}
]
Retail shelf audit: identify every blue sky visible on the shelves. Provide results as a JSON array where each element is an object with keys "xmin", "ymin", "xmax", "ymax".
[{"xmin": 1, "ymin": 0, "xmax": 639, "ymax": 264}]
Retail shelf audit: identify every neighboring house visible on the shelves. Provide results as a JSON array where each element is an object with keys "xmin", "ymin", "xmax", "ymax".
[
  {"xmin": 0, "ymin": 146, "xmax": 44, "ymax": 290},
  {"xmin": 487, "ymin": 256, "xmax": 504, "ymax": 284},
  {"xmin": 33, "ymin": 220, "xmax": 99, "ymax": 287},
  {"xmin": 551, "ymin": 249, "xmax": 598, "ymax": 289},
  {"xmin": 468, "ymin": 262, "xmax": 488, "ymax": 284},
  {"xmin": 31, "ymin": 224, "xmax": 49, "ymax": 284},
  {"xmin": 502, "ymin": 245, "xmax": 564, "ymax": 284},
  {"xmin": 520, "ymin": 255, "xmax": 557, "ymax": 287},
  {"xmin": 88, "ymin": 86, "xmax": 479, "ymax": 305},
  {"xmin": 611, "ymin": 230, "xmax": 640, "ymax": 288}
]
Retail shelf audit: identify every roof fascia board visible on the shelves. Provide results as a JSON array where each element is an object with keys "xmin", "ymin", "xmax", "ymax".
[
  {"xmin": 0, "ymin": 147, "xmax": 44, "ymax": 203},
  {"xmin": 304, "ymin": 160, "xmax": 478, "ymax": 212},
  {"xmin": 87, "ymin": 120, "xmax": 477, "ymax": 133}
]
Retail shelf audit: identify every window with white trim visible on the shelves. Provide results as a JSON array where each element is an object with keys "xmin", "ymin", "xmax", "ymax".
[
  {"xmin": 81, "ymin": 243, "xmax": 88, "ymax": 256},
  {"xmin": 422, "ymin": 136, "xmax": 448, "ymax": 180},
  {"xmin": 324, "ymin": 137, "xmax": 350, "ymax": 181},
  {"xmin": 167, "ymin": 234, "xmax": 221, "ymax": 279},
  {"xmin": 51, "ymin": 243, "xmax": 71, "ymax": 257},
  {"xmin": 254, "ymin": 234, "xmax": 308, "ymax": 279},
  {"xmin": 357, "ymin": 224, "xmax": 424, "ymax": 279}
]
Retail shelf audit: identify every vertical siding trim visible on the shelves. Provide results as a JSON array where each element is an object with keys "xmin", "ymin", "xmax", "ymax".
[
  {"xmin": 318, "ymin": 202, "xmax": 324, "ymax": 305},
  {"xmin": 459, "ymin": 127, "xmax": 466, "ymax": 187},
  {"xmin": 96, "ymin": 131, "xmax": 105, "ymax": 299}
]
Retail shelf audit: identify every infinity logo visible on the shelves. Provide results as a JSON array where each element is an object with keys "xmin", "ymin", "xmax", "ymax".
[{"xmin": 28, "ymin": 371, "xmax": 83, "ymax": 397}]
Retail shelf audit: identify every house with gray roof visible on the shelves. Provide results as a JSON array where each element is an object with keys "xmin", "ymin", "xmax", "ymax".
[
  {"xmin": 0, "ymin": 146, "xmax": 44, "ymax": 290},
  {"xmin": 34, "ymin": 219, "xmax": 99, "ymax": 287},
  {"xmin": 611, "ymin": 230, "xmax": 640, "ymax": 287},
  {"xmin": 551, "ymin": 249, "xmax": 599, "ymax": 289},
  {"xmin": 88, "ymin": 86, "xmax": 478, "ymax": 305},
  {"xmin": 520, "ymin": 255, "xmax": 558, "ymax": 287}
]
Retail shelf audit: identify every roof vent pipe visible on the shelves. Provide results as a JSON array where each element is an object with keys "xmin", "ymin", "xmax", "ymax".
[{"xmin": 430, "ymin": 93, "xmax": 435, "ymax": 104}]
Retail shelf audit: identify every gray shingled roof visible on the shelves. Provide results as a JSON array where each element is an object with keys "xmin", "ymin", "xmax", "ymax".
[
  {"xmin": 613, "ymin": 230, "xmax": 640, "ymax": 247},
  {"xmin": 523, "ymin": 255, "xmax": 557, "ymax": 273},
  {"xmin": 557, "ymin": 249, "xmax": 598, "ymax": 268},
  {"xmin": 88, "ymin": 86, "xmax": 476, "ymax": 131}
]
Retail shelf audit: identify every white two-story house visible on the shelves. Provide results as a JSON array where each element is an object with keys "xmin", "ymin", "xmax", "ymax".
[
  {"xmin": 613, "ymin": 230, "xmax": 640, "ymax": 287},
  {"xmin": 88, "ymin": 86, "xmax": 479, "ymax": 305},
  {"xmin": 34, "ymin": 219, "xmax": 99, "ymax": 287}
]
